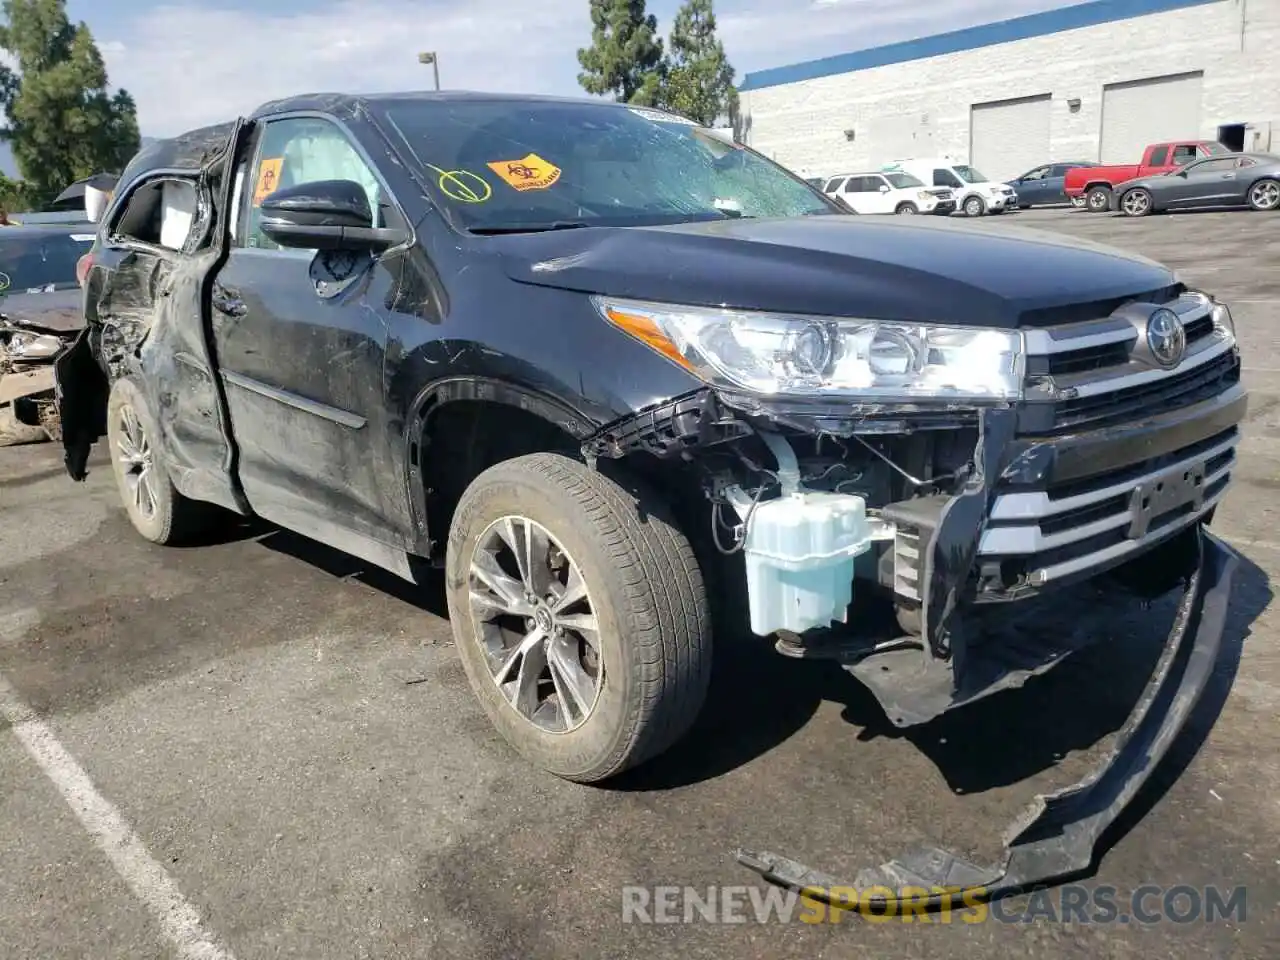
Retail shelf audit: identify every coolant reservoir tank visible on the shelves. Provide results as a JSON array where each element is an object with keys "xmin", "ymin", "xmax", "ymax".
[{"xmin": 741, "ymin": 491, "xmax": 872, "ymax": 637}]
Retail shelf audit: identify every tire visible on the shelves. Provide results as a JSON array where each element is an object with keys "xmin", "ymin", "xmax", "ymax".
[
  {"xmin": 106, "ymin": 377, "xmax": 210, "ymax": 544},
  {"xmin": 445, "ymin": 453, "xmax": 712, "ymax": 783},
  {"xmin": 1247, "ymin": 178, "xmax": 1280, "ymax": 211},
  {"xmin": 0, "ymin": 404, "xmax": 46, "ymax": 446},
  {"xmin": 1086, "ymin": 186, "xmax": 1112, "ymax": 213},
  {"xmin": 963, "ymin": 195, "xmax": 986, "ymax": 217},
  {"xmin": 894, "ymin": 203, "xmax": 918, "ymax": 215},
  {"xmin": 1120, "ymin": 188, "xmax": 1154, "ymax": 217}
]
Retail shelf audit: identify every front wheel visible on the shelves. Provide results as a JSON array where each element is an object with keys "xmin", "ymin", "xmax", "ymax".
[
  {"xmin": 445, "ymin": 453, "xmax": 712, "ymax": 783},
  {"xmin": 1086, "ymin": 186, "xmax": 1112, "ymax": 212},
  {"xmin": 1248, "ymin": 178, "xmax": 1280, "ymax": 211},
  {"xmin": 1120, "ymin": 188, "xmax": 1154, "ymax": 217},
  {"xmin": 963, "ymin": 196, "xmax": 986, "ymax": 217},
  {"xmin": 895, "ymin": 203, "xmax": 918, "ymax": 215}
]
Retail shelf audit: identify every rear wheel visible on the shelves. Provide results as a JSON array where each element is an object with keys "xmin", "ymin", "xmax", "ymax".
[
  {"xmin": 894, "ymin": 203, "xmax": 918, "ymax": 215},
  {"xmin": 445, "ymin": 453, "xmax": 712, "ymax": 783},
  {"xmin": 1086, "ymin": 186, "xmax": 1112, "ymax": 212},
  {"xmin": 106, "ymin": 377, "xmax": 211, "ymax": 544},
  {"xmin": 1248, "ymin": 178, "xmax": 1280, "ymax": 211},
  {"xmin": 1120, "ymin": 188, "xmax": 1154, "ymax": 217},
  {"xmin": 963, "ymin": 195, "xmax": 985, "ymax": 217}
]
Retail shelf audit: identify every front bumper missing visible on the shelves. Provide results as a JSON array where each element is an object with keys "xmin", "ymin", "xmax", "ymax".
[{"xmin": 739, "ymin": 525, "xmax": 1237, "ymax": 908}]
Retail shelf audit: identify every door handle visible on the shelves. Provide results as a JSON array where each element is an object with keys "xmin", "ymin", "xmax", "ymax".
[{"xmin": 212, "ymin": 293, "xmax": 247, "ymax": 318}]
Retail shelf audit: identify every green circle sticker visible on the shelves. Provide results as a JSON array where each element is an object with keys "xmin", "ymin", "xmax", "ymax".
[{"xmin": 425, "ymin": 165, "xmax": 492, "ymax": 204}]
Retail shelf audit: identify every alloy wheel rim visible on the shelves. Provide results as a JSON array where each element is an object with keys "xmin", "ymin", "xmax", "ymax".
[
  {"xmin": 116, "ymin": 403, "xmax": 158, "ymax": 521},
  {"xmin": 467, "ymin": 515, "xmax": 603, "ymax": 734},
  {"xmin": 1252, "ymin": 182, "xmax": 1279, "ymax": 209},
  {"xmin": 1090, "ymin": 192, "xmax": 1108, "ymax": 210},
  {"xmin": 965, "ymin": 199, "xmax": 981, "ymax": 215},
  {"xmin": 1123, "ymin": 192, "xmax": 1149, "ymax": 215}
]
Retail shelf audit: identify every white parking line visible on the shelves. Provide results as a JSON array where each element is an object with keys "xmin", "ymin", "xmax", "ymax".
[{"xmin": 0, "ymin": 671, "xmax": 237, "ymax": 960}]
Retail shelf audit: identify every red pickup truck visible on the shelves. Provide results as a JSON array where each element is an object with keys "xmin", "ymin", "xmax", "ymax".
[{"xmin": 1065, "ymin": 140, "xmax": 1230, "ymax": 212}]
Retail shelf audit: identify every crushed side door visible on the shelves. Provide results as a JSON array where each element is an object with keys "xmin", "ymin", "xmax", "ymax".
[{"xmin": 60, "ymin": 120, "xmax": 257, "ymax": 518}]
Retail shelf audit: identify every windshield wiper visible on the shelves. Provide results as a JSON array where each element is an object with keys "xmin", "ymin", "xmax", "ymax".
[{"xmin": 469, "ymin": 221, "xmax": 594, "ymax": 235}]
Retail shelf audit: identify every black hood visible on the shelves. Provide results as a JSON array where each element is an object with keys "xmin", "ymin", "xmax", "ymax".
[{"xmin": 496, "ymin": 215, "xmax": 1176, "ymax": 328}]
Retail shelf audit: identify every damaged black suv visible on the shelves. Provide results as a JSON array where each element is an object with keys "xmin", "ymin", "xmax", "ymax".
[{"xmin": 57, "ymin": 92, "xmax": 1244, "ymax": 900}]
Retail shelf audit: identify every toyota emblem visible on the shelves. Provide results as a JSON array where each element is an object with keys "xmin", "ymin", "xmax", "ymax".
[{"xmin": 1146, "ymin": 308, "xmax": 1186, "ymax": 368}]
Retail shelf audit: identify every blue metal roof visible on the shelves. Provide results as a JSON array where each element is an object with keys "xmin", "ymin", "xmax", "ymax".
[{"xmin": 738, "ymin": 0, "xmax": 1223, "ymax": 92}]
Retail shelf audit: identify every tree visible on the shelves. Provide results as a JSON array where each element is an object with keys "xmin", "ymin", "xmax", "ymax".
[
  {"xmin": 660, "ymin": 0, "xmax": 735, "ymax": 127},
  {"xmin": 577, "ymin": 0, "xmax": 665, "ymax": 106},
  {"xmin": 0, "ymin": 0, "xmax": 140, "ymax": 208}
]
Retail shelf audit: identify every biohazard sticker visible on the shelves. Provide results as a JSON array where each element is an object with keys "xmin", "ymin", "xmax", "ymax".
[
  {"xmin": 252, "ymin": 157, "xmax": 283, "ymax": 206},
  {"xmin": 487, "ymin": 153, "xmax": 561, "ymax": 192}
]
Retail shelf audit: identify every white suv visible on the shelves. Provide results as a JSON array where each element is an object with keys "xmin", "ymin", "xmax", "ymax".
[
  {"xmin": 824, "ymin": 172, "xmax": 955, "ymax": 216},
  {"xmin": 881, "ymin": 158, "xmax": 1016, "ymax": 217}
]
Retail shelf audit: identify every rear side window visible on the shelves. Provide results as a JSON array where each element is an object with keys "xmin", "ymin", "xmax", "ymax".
[
  {"xmin": 110, "ymin": 178, "xmax": 199, "ymax": 252},
  {"xmin": 822, "ymin": 177, "xmax": 843, "ymax": 192},
  {"xmin": 933, "ymin": 168, "xmax": 961, "ymax": 188},
  {"xmin": 0, "ymin": 230, "xmax": 94, "ymax": 293},
  {"xmin": 1147, "ymin": 146, "xmax": 1169, "ymax": 166}
]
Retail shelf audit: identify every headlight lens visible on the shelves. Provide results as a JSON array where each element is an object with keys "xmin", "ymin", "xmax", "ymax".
[
  {"xmin": 593, "ymin": 297, "xmax": 1025, "ymax": 400},
  {"xmin": 1211, "ymin": 301, "xmax": 1235, "ymax": 339},
  {"xmin": 3, "ymin": 331, "xmax": 62, "ymax": 359}
]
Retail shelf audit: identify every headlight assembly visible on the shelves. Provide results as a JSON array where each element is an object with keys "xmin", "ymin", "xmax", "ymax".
[
  {"xmin": 593, "ymin": 296, "xmax": 1025, "ymax": 401},
  {"xmin": 2, "ymin": 330, "xmax": 63, "ymax": 359}
]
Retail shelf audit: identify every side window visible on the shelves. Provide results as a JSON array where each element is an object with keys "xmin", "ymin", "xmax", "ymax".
[
  {"xmin": 1190, "ymin": 158, "xmax": 1234, "ymax": 174},
  {"xmin": 933, "ymin": 168, "xmax": 960, "ymax": 188},
  {"xmin": 110, "ymin": 177, "xmax": 198, "ymax": 252},
  {"xmin": 870, "ymin": 176, "xmax": 889, "ymax": 191},
  {"xmin": 1147, "ymin": 146, "xmax": 1170, "ymax": 166},
  {"xmin": 826, "ymin": 177, "xmax": 846, "ymax": 193},
  {"xmin": 1049, "ymin": 164, "xmax": 1071, "ymax": 177},
  {"xmin": 1171, "ymin": 144, "xmax": 1198, "ymax": 165},
  {"xmin": 845, "ymin": 176, "xmax": 865, "ymax": 192},
  {"xmin": 241, "ymin": 117, "xmax": 383, "ymax": 250},
  {"xmin": 1023, "ymin": 166, "xmax": 1050, "ymax": 180}
]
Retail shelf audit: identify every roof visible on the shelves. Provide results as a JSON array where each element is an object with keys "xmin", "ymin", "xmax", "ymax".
[
  {"xmin": 250, "ymin": 89, "xmax": 625, "ymax": 120},
  {"xmin": 738, "ymin": 0, "xmax": 1223, "ymax": 92}
]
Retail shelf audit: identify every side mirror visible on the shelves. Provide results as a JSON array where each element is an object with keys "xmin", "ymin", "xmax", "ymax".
[
  {"xmin": 260, "ymin": 179, "xmax": 405, "ymax": 252},
  {"xmin": 878, "ymin": 184, "xmax": 891, "ymax": 193}
]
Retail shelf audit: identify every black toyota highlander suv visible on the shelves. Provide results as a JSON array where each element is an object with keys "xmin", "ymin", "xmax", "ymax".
[{"xmin": 55, "ymin": 92, "xmax": 1244, "ymax": 901}]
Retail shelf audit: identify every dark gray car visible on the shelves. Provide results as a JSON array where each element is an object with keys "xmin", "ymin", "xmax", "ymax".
[{"xmin": 1114, "ymin": 152, "xmax": 1280, "ymax": 216}]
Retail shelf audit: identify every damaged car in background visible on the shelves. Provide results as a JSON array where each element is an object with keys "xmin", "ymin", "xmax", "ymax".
[
  {"xmin": 56, "ymin": 92, "xmax": 1244, "ymax": 906},
  {"xmin": 0, "ymin": 224, "xmax": 97, "ymax": 445}
]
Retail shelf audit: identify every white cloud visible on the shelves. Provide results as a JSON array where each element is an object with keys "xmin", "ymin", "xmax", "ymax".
[{"xmin": 98, "ymin": 0, "xmax": 1076, "ymax": 136}]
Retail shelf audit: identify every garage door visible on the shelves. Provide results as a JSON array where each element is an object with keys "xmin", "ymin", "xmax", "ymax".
[
  {"xmin": 1100, "ymin": 72, "xmax": 1204, "ymax": 163},
  {"xmin": 969, "ymin": 94, "xmax": 1051, "ymax": 183}
]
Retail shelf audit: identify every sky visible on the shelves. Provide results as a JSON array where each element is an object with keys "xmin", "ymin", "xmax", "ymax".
[{"xmin": 51, "ymin": 0, "xmax": 1086, "ymax": 138}]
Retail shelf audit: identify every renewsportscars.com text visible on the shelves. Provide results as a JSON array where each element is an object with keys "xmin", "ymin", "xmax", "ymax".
[{"xmin": 621, "ymin": 884, "xmax": 1247, "ymax": 925}]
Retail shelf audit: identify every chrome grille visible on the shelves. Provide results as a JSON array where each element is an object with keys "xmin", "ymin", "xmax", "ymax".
[{"xmin": 1020, "ymin": 293, "xmax": 1240, "ymax": 434}]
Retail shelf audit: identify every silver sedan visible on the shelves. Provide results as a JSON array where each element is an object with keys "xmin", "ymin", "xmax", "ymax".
[{"xmin": 1114, "ymin": 152, "xmax": 1280, "ymax": 216}]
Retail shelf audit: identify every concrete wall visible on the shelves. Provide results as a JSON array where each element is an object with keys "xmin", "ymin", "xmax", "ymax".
[{"xmin": 739, "ymin": 0, "xmax": 1280, "ymax": 180}]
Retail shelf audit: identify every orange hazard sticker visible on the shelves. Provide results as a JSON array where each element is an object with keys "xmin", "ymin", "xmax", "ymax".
[
  {"xmin": 252, "ymin": 157, "xmax": 283, "ymax": 206},
  {"xmin": 486, "ymin": 153, "xmax": 561, "ymax": 191}
]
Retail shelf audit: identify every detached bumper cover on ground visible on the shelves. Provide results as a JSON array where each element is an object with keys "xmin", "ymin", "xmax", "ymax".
[{"xmin": 739, "ymin": 526, "xmax": 1237, "ymax": 906}]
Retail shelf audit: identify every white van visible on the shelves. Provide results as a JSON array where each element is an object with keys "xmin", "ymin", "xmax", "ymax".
[
  {"xmin": 822, "ymin": 171, "xmax": 956, "ymax": 216},
  {"xmin": 881, "ymin": 157, "xmax": 1017, "ymax": 217}
]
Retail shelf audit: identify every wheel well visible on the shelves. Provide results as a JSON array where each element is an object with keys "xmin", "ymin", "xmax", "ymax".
[
  {"xmin": 416, "ymin": 400, "xmax": 581, "ymax": 557},
  {"xmin": 1085, "ymin": 181, "xmax": 1113, "ymax": 193}
]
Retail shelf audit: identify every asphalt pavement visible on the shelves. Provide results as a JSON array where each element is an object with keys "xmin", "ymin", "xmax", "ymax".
[{"xmin": 1, "ymin": 205, "xmax": 1277, "ymax": 959}]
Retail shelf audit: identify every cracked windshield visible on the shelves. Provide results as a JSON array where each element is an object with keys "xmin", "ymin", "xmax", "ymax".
[{"xmin": 380, "ymin": 100, "xmax": 833, "ymax": 232}]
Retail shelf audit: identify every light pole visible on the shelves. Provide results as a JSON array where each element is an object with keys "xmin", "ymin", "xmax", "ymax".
[{"xmin": 418, "ymin": 51, "xmax": 440, "ymax": 91}]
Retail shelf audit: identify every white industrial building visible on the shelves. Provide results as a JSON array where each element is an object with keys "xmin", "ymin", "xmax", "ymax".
[{"xmin": 737, "ymin": 0, "xmax": 1280, "ymax": 184}]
